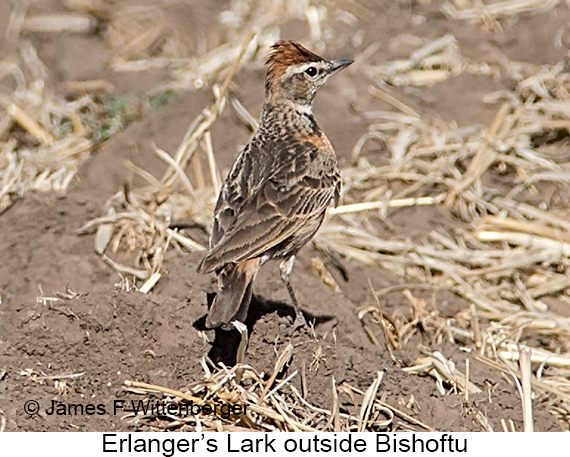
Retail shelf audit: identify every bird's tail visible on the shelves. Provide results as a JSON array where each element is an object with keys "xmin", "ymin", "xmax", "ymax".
[{"xmin": 205, "ymin": 258, "xmax": 260, "ymax": 329}]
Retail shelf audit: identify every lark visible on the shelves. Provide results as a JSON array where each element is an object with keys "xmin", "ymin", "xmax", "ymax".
[{"xmin": 198, "ymin": 41, "xmax": 352, "ymax": 330}]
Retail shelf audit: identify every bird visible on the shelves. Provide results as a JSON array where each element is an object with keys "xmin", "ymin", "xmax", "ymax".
[{"xmin": 198, "ymin": 40, "xmax": 352, "ymax": 330}]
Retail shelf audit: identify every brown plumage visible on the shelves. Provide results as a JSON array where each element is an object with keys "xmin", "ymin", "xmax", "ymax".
[{"xmin": 198, "ymin": 41, "xmax": 352, "ymax": 329}]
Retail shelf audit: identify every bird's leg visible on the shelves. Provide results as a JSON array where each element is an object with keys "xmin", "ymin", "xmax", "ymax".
[{"xmin": 279, "ymin": 255, "xmax": 307, "ymax": 330}]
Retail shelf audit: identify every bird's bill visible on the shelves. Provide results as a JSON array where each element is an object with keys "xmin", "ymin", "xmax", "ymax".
[{"xmin": 329, "ymin": 59, "xmax": 353, "ymax": 73}]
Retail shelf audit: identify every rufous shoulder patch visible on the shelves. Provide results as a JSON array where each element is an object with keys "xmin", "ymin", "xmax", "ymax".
[{"xmin": 298, "ymin": 132, "xmax": 334, "ymax": 154}]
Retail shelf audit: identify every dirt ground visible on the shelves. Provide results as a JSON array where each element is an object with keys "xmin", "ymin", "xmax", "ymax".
[{"xmin": 1, "ymin": 0, "xmax": 569, "ymax": 432}]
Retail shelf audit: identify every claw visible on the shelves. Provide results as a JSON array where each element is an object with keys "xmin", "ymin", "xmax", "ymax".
[{"xmin": 292, "ymin": 309, "xmax": 308, "ymax": 332}]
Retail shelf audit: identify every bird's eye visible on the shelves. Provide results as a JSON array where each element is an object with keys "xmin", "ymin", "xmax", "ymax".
[{"xmin": 305, "ymin": 66, "xmax": 318, "ymax": 77}]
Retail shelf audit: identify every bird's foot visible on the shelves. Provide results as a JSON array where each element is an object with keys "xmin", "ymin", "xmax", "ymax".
[{"xmin": 290, "ymin": 309, "xmax": 309, "ymax": 333}]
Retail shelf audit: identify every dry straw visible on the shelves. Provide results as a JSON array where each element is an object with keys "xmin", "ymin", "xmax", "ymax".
[
  {"xmin": 121, "ymin": 358, "xmax": 402, "ymax": 432},
  {"xmin": 313, "ymin": 1, "xmax": 570, "ymax": 426}
]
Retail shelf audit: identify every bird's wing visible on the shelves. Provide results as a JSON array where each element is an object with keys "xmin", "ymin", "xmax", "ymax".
[
  {"xmin": 198, "ymin": 142, "xmax": 339, "ymax": 273},
  {"xmin": 207, "ymin": 141, "xmax": 259, "ymax": 250}
]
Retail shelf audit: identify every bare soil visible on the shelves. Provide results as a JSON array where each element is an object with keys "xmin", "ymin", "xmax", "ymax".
[{"xmin": 1, "ymin": 0, "xmax": 568, "ymax": 431}]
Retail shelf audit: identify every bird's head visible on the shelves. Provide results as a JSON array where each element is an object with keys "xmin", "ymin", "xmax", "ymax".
[{"xmin": 264, "ymin": 41, "xmax": 353, "ymax": 110}]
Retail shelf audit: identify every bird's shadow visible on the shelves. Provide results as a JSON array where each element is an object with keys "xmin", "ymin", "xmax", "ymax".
[{"xmin": 193, "ymin": 292, "xmax": 335, "ymax": 366}]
